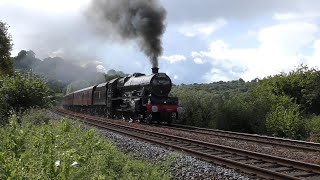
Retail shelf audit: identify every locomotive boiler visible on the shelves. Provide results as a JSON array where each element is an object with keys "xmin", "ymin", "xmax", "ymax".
[{"xmin": 63, "ymin": 68, "xmax": 182, "ymax": 124}]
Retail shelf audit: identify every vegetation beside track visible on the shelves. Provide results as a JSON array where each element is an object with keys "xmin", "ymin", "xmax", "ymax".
[
  {"xmin": 172, "ymin": 66, "xmax": 320, "ymax": 142},
  {"xmin": 0, "ymin": 109, "xmax": 170, "ymax": 179}
]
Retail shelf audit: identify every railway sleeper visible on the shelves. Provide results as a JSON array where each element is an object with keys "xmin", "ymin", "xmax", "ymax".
[
  {"xmin": 209, "ymin": 151, "xmax": 226, "ymax": 156},
  {"xmin": 286, "ymin": 171, "xmax": 318, "ymax": 178},
  {"xmin": 217, "ymin": 154, "xmax": 236, "ymax": 158},
  {"xmin": 184, "ymin": 145, "xmax": 201, "ymax": 149},
  {"xmin": 239, "ymin": 159, "xmax": 260, "ymax": 164},
  {"xmin": 272, "ymin": 167, "xmax": 296, "ymax": 172},
  {"xmin": 296, "ymin": 173, "xmax": 320, "ymax": 178},
  {"xmin": 254, "ymin": 163, "xmax": 278, "ymax": 168},
  {"xmin": 228, "ymin": 156, "xmax": 249, "ymax": 161},
  {"xmin": 172, "ymin": 141, "xmax": 188, "ymax": 145},
  {"xmin": 201, "ymin": 149, "xmax": 216, "ymax": 153},
  {"xmin": 192, "ymin": 147, "xmax": 209, "ymax": 151}
]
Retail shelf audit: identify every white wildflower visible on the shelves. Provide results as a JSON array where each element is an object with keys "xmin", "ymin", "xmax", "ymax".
[
  {"xmin": 55, "ymin": 160, "xmax": 60, "ymax": 167},
  {"xmin": 71, "ymin": 161, "xmax": 79, "ymax": 167}
]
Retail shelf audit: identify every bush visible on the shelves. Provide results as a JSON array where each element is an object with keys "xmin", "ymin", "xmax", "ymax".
[
  {"xmin": 0, "ymin": 112, "xmax": 170, "ymax": 179},
  {"xmin": 0, "ymin": 21, "xmax": 14, "ymax": 76},
  {"xmin": 306, "ymin": 115, "xmax": 320, "ymax": 142},
  {"xmin": 0, "ymin": 72, "xmax": 53, "ymax": 113},
  {"xmin": 19, "ymin": 108, "xmax": 51, "ymax": 125},
  {"xmin": 0, "ymin": 95, "xmax": 10, "ymax": 126},
  {"xmin": 217, "ymin": 95, "xmax": 255, "ymax": 133},
  {"xmin": 266, "ymin": 96, "xmax": 304, "ymax": 139},
  {"xmin": 172, "ymin": 89, "xmax": 222, "ymax": 128}
]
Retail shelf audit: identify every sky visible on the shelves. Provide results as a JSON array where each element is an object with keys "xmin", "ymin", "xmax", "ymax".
[{"xmin": 1, "ymin": 0, "xmax": 320, "ymax": 84}]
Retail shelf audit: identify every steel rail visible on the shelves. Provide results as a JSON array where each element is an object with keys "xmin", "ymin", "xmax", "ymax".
[{"xmin": 160, "ymin": 124, "xmax": 320, "ymax": 152}]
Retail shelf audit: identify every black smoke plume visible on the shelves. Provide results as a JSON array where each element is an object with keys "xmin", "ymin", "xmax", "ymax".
[{"xmin": 86, "ymin": 0, "xmax": 166, "ymax": 68}]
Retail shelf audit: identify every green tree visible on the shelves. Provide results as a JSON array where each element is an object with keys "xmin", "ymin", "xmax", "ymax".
[
  {"xmin": 0, "ymin": 72, "xmax": 53, "ymax": 112},
  {"xmin": 265, "ymin": 96, "xmax": 304, "ymax": 138},
  {"xmin": 218, "ymin": 94, "xmax": 255, "ymax": 133},
  {"xmin": 306, "ymin": 115, "xmax": 320, "ymax": 142},
  {"xmin": 267, "ymin": 65, "xmax": 320, "ymax": 115},
  {"xmin": 13, "ymin": 50, "xmax": 40, "ymax": 72},
  {"xmin": 0, "ymin": 21, "xmax": 13, "ymax": 76}
]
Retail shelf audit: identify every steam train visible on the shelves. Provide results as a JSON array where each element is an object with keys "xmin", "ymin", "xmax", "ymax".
[{"xmin": 63, "ymin": 68, "xmax": 182, "ymax": 124}]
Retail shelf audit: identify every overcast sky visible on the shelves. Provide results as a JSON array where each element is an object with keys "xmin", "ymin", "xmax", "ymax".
[{"xmin": 1, "ymin": 0, "xmax": 320, "ymax": 84}]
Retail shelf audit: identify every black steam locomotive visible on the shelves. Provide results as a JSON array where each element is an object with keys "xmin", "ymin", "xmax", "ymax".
[{"xmin": 63, "ymin": 68, "xmax": 182, "ymax": 124}]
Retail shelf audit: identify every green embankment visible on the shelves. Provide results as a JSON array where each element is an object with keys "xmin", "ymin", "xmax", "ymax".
[{"xmin": 0, "ymin": 110, "xmax": 170, "ymax": 180}]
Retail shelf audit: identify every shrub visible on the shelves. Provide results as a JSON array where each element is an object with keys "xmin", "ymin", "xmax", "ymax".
[
  {"xmin": 0, "ymin": 21, "xmax": 14, "ymax": 76},
  {"xmin": 266, "ymin": 96, "xmax": 304, "ymax": 139},
  {"xmin": 19, "ymin": 108, "xmax": 51, "ymax": 125},
  {"xmin": 0, "ymin": 72, "xmax": 53, "ymax": 112},
  {"xmin": 306, "ymin": 115, "xmax": 320, "ymax": 142},
  {"xmin": 0, "ymin": 112, "xmax": 170, "ymax": 179}
]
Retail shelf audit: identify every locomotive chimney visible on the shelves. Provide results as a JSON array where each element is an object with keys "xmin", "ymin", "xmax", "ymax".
[{"xmin": 152, "ymin": 67, "xmax": 159, "ymax": 74}]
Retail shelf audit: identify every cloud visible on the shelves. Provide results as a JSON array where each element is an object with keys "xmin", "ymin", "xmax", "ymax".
[
  {"xmin": 161, "ymin": 54, "xmax": 186, "ymax": 64},
  {"xmin": 193, "ymin": 58, "xmax": 204, "ymax": 64},
  {"xmin": 177, "ymin": 18, "xmax": 227, "ymax": 37},
  {"xmin": 0, "ymin": 0, "xmax": 89, "ymax": 14},
  {"xmin": 96, "ymin": 64, "xmax": 106, "ymax": 72},
  {"xmin": 258, "ymin": 22, "xmax": 318, "ymax": 54},
  {"xmin": 193, "ymin": 22, "xmax": 319, "ymax": 82},
  {"xmin": 273, "ymin": 12, "xmax": 320, "ymax": 20},
  {"xmin": 306, "ymin": 40, "xmax": 320, "ymax": 68},
  {"xmin": 0, "ymin": 3, "xmax": 101, "ymax": 62},
  {"xmin": 162, "ymin": 0, "xmax": 320, "ymax": 23}
]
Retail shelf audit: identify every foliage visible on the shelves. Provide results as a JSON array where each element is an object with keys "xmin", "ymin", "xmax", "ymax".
[
  {"xmin": 172, "ymin": 66, "xmax": 320, "ymax": 140},
  {"xmin": 306, "ymin": 115, "xmax": 320, "ymax": 142},
  {"xmin": 0, "ymin": 94, "xmax": 10, "ymax": 125},
  {"xmin": 0, "ymin": 113, "xmax": 170, "ymax": 179},
  {"xmin": 171, "ymin": 79, "xmax": 257, "ymax": 131},
  {"xmin": 173, "ymin": 78, "xmax": 257, "ymax": 99},
  {"xmin": 172, "ymin": 89, "xmax": 222, "ymax": 128},
  {"xmin": 13, "ymin": 50, "xmax": 41, "ymax": 72},
  {"xmin": 0, "ymin": 21, "xmax": 13, "ymax": 76},
  {"xmin": 19, "ymin": 108, "xmax": 51, "ymax": 125},
  {"xmin": 0, "ymin": 72, "xmax": 53, "ymax": 112},
  {"xmin": 217, "ymin": 94, "xmax": 256, "ymax": 133},
  {"xmin": 265, "ymin": 96, "xmax": 304, "ymax": 138},
  {"xmin": 267, "ymin": 66, "xmax": 320, "ymax": 115}
]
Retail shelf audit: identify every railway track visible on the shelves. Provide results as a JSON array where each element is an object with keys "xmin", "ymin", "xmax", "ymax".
[
  {"xmin": 160, "ymin": 124, "xmax": 320, "ymax": 152},
  {"xmin": 53, "ymin": 108, "xmax": 320, "ymax": 179},
  {"xmin": 55, "ymin": 108, "xmax": 320, "ymax": 152}
]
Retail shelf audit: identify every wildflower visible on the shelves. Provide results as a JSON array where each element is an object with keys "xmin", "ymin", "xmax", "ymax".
[
  {"xmin": 71, "ymin": 161, "xmax": 79, "ymax": 167},
  {"xmin": 55, "ymin": 160, "xmax": 60, "ymax": 167}
]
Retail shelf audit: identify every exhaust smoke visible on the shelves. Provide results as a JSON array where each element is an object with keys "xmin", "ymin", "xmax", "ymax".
[{"xmin": 86, "ymin": 0, "xmax": 166, "ymax": 68}]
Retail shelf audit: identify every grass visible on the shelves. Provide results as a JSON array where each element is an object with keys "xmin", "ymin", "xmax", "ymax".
[{"xmin": 0, "ymin": 110, "xmax": 171, "ymax": 180}]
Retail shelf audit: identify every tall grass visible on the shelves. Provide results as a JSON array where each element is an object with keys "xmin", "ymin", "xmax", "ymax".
[{"xmin": 0, "ymin": 110, "xmax": 170, "ymax": 179}]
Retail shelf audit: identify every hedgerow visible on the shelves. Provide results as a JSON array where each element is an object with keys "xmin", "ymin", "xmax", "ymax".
[{"xmin": 0, "ymin": 112, "xmax": 170, "ymax": 179}]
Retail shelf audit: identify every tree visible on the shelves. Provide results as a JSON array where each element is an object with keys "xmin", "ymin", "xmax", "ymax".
[
  {"xmin": 0, "ymin": 72, "xmax": 53, "ymax": 112},
  {"xmin": 0, "ymin": 21, "xmax": 13, "ymax": 76},
  {"xmin": 13, "ymin": 50, "xmax": 40, "ymax": 72},
  {"xmin": 265, "ymin": 95, "xmax": 304, "ymax": 138}
]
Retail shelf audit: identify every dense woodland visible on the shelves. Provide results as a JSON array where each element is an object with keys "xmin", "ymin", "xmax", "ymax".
[{"xmin": 1, "ymin": 20, "xmax": 320, "ymax": 142}]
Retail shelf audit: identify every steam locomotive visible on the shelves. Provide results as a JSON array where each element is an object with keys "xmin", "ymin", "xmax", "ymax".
[{"xmin": 63, "ymin": 68, "xmax": 182, "ymax": 124}]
